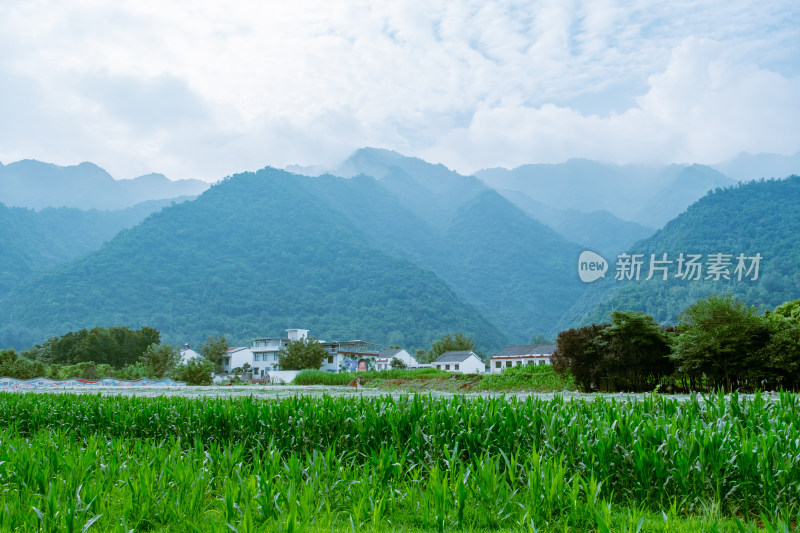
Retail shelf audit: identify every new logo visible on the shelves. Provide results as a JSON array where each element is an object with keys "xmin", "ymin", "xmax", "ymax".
[{"xmin": 578, "ymin": 251, "xmax": 607, "ymax": 283}]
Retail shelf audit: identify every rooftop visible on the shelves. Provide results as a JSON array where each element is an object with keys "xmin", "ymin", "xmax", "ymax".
[
  {"xmin": 433, "ymin": 350, "xmax": 478, "ymax": 363},
  {"xmin": 493, "ymin": 344, "xmax": 556, "ymax": 357}
]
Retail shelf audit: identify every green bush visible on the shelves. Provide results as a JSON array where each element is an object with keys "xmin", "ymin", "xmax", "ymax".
[
  {"xmin": 173, "ymin": 358, "xmax": 214, "ymax": 385},
  {"xmin": 478, "ymin": 363, "xmax": 576, "ymax": 391},
  {"xmin": 293, "ymin": 370, "xmax": 352, "ymax": 385}
]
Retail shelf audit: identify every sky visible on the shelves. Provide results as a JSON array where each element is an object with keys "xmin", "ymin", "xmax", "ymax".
[{"xmin": 1, "ymin": 0, "xmax": 798, "ymax": 182}]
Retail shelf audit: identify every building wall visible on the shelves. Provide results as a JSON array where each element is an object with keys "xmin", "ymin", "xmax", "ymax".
[
  {"xmin": 489, "ymin": 355, "xmax": 552, "ymax": 373},
  {"xmin": 376, "ymin": 350, "xmax": 417, "ymax": 370},
  {"xmin": 434, "ymin": 355, "xmax": 484, "ymax": 373}
]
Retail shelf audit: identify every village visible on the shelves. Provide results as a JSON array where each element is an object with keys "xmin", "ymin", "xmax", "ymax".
[{"xmin": 179, "ymin": 328, "xmax": 556, "ymax": 382}]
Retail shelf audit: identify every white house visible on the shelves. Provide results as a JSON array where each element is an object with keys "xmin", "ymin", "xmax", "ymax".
[
  {"xmin": 320, "ymin": 340, "xmax": 381, "ymax": 372},
  {"xmin": 250, "ymin": 329, "xmax": 309, "ymax": 379},
  {"xmin": 179, "ymin": 344, "xmax": 202, "ymax": 365},
  {"xmin": 489, "ymin": 344, "xmax": 556, "ymax": 373},
  {"xmin": 375, "ymin": 348, "xmax": 417, "ymax": 370},
  {"xmin": 222, "ymin": 347, "xmax": 254, "ymax": 374},
  {"xmin": 432, "ymin": 350, "xmax": 484, "ymax": 373}
]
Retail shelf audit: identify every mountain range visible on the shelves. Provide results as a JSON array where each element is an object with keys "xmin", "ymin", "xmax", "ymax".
[{"xmin": 1, "ymin": 149, "xmax": 799, "ymax": 353}]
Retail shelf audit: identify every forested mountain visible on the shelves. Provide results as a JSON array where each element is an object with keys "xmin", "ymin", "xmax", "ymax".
[
  {"xmin": 439, "ymin": 190, "xmax": 585, "ymax": 340},
  {"xmin": 497, "ymin": 188, "xmax": 655, "ymax": 257},
  {"xmin": 332, "ymin": 148, "xmax": 488, "ymax": 229},
  {"xmin": 0, "ymin": 198, "xmax": 193, "ymax": 297},
  {"xmin": 310, "ymin": 149, "xmax": 588, "ymax": 341},
  {"xmin": 632, "ymin": 165, "xmax": 733, "ymax": 228},
  {"xmin": 475, "ymin": 160, "xmax": 735, "ymax": 228},
  {"xmin": 0, "ymin": 168, "xmax": 506, "ymax": 352},
  {"xmin": 558, "ymin": 176, "xmax": 800, "ymax": 330},
  {"xmin": 0, "ymin": 159, "xmax": 208, "ymax": 210}
]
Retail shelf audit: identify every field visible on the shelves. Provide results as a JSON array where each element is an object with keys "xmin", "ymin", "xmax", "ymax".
[{"xmin": 0, "ymin": 390, "xmax": 798, "ymax": 532}]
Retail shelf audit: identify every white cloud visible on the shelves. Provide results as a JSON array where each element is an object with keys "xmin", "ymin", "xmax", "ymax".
[
  {"xmin": 0, "ymin": 0, "xmax": 797, "ymax": 179},
  {"xmin": 424, "ymin": 37, "xmax": 800, "ymax": 172}
]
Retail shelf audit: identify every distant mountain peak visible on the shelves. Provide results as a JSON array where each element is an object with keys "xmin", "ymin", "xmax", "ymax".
[{"xmin": 0, "ymin": 159, "xmax": 208, "ymax": 210}]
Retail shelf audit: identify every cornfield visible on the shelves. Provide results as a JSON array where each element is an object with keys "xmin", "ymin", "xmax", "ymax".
[{"xmin": 0, "ymin": 391, "xmax": 797, "ymax": 531}]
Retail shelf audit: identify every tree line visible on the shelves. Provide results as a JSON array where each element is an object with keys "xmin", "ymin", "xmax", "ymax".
[
  {"xmin": 553, "ymin": 294, "xmax": 800, "ymax": 393},
  {"xmin": 0, "ymin": 326, "xmax": 228, "ymax": 385}
]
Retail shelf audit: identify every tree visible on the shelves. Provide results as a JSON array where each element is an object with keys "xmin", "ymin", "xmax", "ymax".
[
  {"xmin": 173, "ymin": 358, "xmax": 214, "ymax": 385},
  {"xmin": 140, "ymin": 343, "xmax": 181, "ymax": 379},
  {"xmin": 199, "ymin": 335, "xmax": 229, "ymax": 372},
  {"xmin": 426, "ymin": 332, "xmax": 474, "ymax": 362},
  {"xmin": 277, "ymin": 337, "xmax": 327, "ymax": 370},
  {"xmin": 552, "ymin": 324, "xmax": 607, "ymax": 392},
  {"xmin": 672, "ymin": 294, "xmax": 769, "ymax": 392},
  {"xmin": 22, "ymin": 326, "xmax": 160, "ymax": 367},
  {"xmin": 594, "ymin": 311, "xmax": 673, "ymax": 392},
  {"xmin": 759, "ymin": 298, "xmax": 800, "ymax": 390},
  {"xmin": 390, "ymin": 356, "xmax": 407, "ymax": 369}
]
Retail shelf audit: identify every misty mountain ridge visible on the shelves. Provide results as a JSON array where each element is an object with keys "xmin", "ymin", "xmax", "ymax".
[{"xmin": 0, "ymin": 159, "xmax": 209, "ymax": 210}]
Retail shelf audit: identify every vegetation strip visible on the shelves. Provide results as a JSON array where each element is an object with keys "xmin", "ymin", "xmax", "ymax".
[{"xmin": 0, "ymin": 391, "xmax": 798, "ymax": 531}]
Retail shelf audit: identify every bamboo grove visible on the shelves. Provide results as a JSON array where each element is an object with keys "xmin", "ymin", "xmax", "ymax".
[{"xmin": 1, "ymin": 392, "xmax": 799, "ymax": 531}]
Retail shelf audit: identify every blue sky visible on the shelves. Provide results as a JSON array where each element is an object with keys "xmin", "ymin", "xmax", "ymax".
[{"xmin": 0, "ymin": 0, "xmax": 798, "ymax": 181}]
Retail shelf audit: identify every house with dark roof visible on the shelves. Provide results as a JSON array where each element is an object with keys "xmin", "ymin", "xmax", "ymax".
[
  {"xmin": 489, "ymin": 344, "xmax": 556, "ymax": 373},
  {"xmin": 375, "ymin": 348, "xmax": 417, "ymax": 370},
  {"xmin": 432, "ymin": 350, "xmax": 484, "ymax": 373}
]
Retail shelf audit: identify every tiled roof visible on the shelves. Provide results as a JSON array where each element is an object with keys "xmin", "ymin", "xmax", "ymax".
[
  {"xmin": 378, "ymin": 348, "xmax": 403, "ymax": 359},
  {"xmin": 433, "ymin": 350, "xmax": 478, "ymax": 363},
  {"xmin": 492, "ymin": 344, "xmax": 556, "ymax": 357}
]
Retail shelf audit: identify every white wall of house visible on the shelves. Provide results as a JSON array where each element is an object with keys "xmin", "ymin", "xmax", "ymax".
[
  {"xmin": 180, "ymin": 347, "xmax": 201, "ymax": 365},
  {"xmin": 223, "ymin": 348, "xmax": 254, "ymax": 373},
  {"xmin": 434, "ymin": 354, "xmax": 484, "ymax": 373},
  {"xmin": 490, "ymin": 355, "xmax": 552, "ymax": 373},
  {"xmin": 376, "ymin": 349, "xmax": 417, "ymax": 370}
]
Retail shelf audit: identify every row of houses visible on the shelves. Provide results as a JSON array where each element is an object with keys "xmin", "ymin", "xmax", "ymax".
[{"xmin": 180, "ymin": 328, "xmax": 556, "ymax": 377}]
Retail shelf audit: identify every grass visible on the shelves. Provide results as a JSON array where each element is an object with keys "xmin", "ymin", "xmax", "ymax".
[
  {"xmin": 293, "ymin": 365, "xmax": 576, "ymax": 393},
  {"xmin": 0, "ymin": 391, "xmax": 798, "ymax": 531}
]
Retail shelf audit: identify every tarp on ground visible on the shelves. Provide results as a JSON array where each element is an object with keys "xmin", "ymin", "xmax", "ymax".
[{"xmin": 0, "ymin": 377, "xmax": 187, "ymax": 388}]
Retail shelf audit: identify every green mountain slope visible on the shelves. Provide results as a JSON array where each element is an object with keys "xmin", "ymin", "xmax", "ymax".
[
  {"xmin": 558, "ymin": 176, "xmax": 800, "ymax": 330},
  {"xmin": 0, "ymin": 198, "xmax": 193, "ymax": 297},
  {"xmin": 440, "ymin": 190, "xmax": 586, "ymax": 340},
  {"xmin": 318, "ymin": 150, "xmax": 588, "ymax": 341},
  {"xmin": 0, "ymin": 168, "xmax": 506, "ymax": 352},
  {"xmin": 497, "ymin": 188, "xmax": 655, "ymax": 257}
]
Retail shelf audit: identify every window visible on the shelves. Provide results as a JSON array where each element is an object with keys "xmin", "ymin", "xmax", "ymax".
[
  {"xmin": 254, "ymin": 354, "xmax": 261, "ymax": 362},
  {"xmin": 445, "ymin": 364, "xmax": 450, "ymax": 370},
  {"xmin": 506, "ymin": 361, "xmax": 512, "ymax": 368},
  {"xmin": 527, "ymin": 360, "xmax": 534, "ymax": 365},
  {"xmin": 495, "ymin": 361, "xmax": 501, "ymax": 368},
  {"xmin": 539, "ymin": 360, "xmax": 546, "ymax": 365},
  {"xmin": 515, "ymin": 360, "xmax": 521, "ymax": 366},
  {"xmin": 454, "ymin": 364, "xmax": 459, "ymax": 371},
  {"xmin": 328, "ymin": 356, "xmax": 334, "ymax": 364}
]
